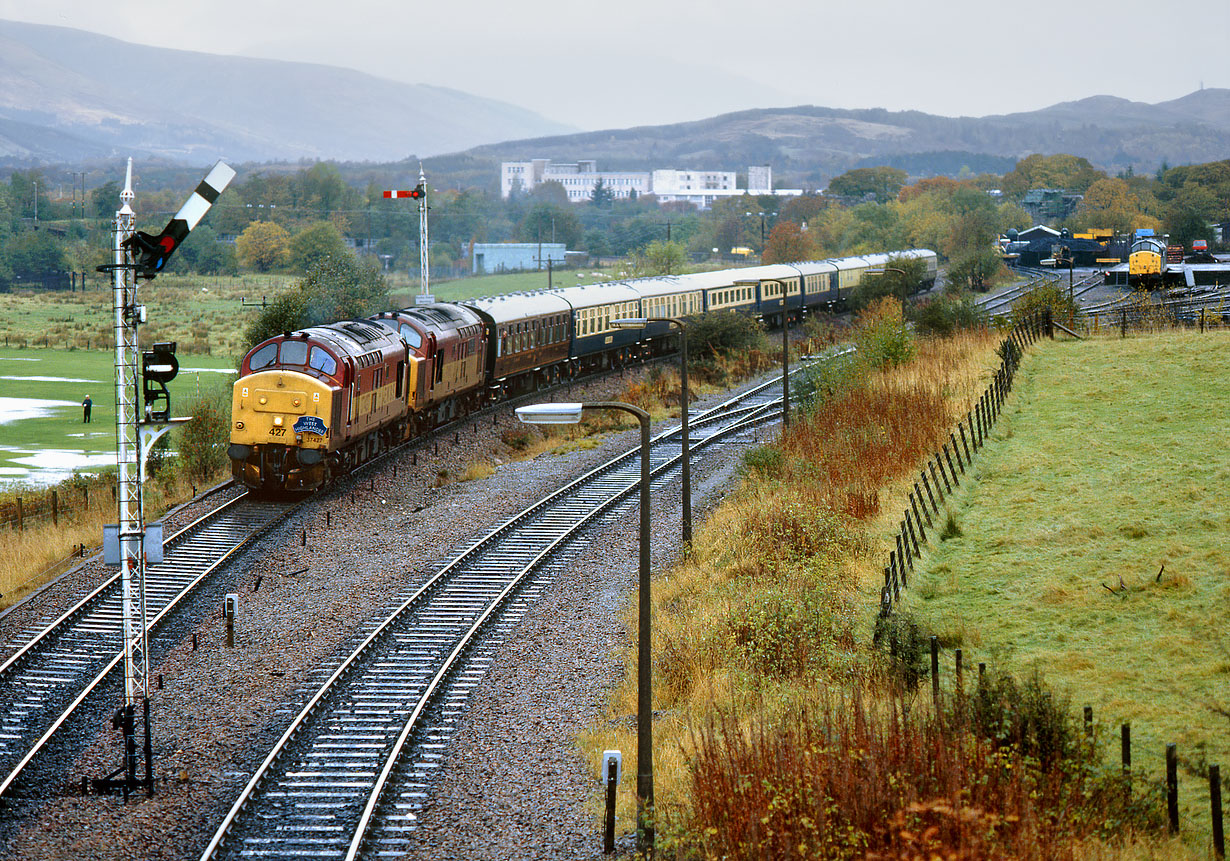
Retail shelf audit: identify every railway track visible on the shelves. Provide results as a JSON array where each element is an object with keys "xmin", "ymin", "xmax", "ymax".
[
  {"xmin": 0, "ymin": 493, "xmax": 296, "ymax": 800},
  {"xmin": 978, "ymin": 269, "xmax": 1103, "ymax": 317},
  {"xmin": 198, "ymin": 360, "xmax": 819, "ymax": 861},
  {"xmin": 0, "ymin": 347, "xmax": 709, "ymax": 811}
]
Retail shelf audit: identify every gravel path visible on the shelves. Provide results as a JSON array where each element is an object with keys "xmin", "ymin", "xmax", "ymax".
[{"xmin": 0, "ymin": 365, "xmax": 769, "ymax": 860}]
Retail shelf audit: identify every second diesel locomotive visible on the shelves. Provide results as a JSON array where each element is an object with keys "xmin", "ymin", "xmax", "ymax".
[{"xmin": 229, "ymin": 250, "xmax": 937, "ymax": 492}]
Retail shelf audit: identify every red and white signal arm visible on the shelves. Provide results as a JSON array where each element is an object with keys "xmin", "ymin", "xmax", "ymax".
[{"xmin": 383, "ymin": 186, "xmax": 425, "ymax": 199}]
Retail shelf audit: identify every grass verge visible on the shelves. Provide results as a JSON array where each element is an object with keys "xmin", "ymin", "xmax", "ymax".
[
  {"xmin": 901, "ymin": 328, "xmax": 1230, "ymax": 847},
  {"xmin": 580, "ymin": 316, "xmax": 1204, "ymax": 858}
]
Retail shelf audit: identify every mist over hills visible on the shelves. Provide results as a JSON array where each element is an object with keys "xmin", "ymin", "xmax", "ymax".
[
  {"xmin": 0, "ymin": 19, "xmax": 574, "ymax": 166},
  {"xmin": 439, "ymin": 90, "xmax": 1230, "ymax": 190},
  {"xmin": 1, "ymin": 17, "xmax": 1227, "ymax": 186}
]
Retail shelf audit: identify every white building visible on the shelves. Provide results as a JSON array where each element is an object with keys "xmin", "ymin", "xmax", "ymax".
[
  {"xmin": 747, "ymin": 165, "xmax": 772, "ymax": 193},
  {"xmin": 501, "ymin": 159, "xmax": 651, "ymax": 202},
  {"xmin": 501, "ymin": 160, "xmax": 798, "ymax": 209}
]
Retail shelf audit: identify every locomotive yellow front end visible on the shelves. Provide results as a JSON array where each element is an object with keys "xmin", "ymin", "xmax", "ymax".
[
  {"xmin": 229, "ymin": 369, "xmax": 337, "ymax": 492},
  {"xmin": 1128, "ymin": 238, "xmax": 1164, "ymax": 288}
]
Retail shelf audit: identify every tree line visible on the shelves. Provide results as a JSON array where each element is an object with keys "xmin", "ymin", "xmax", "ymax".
[{"xmin": 0, "ymin": 153, "xmax": 1226, "ymax": 292}]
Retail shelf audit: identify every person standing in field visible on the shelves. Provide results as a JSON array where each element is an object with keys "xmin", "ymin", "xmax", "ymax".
[{"xmin": 83, "ymin": 394, "xmax": 92, "ymax": 423}]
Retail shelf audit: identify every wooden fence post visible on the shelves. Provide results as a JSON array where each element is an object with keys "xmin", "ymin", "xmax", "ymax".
[
  {"xmin": 947, "ymin": 437, "xmax": 963, "ymax": 476},
  {"xmin": 958, "ymin": 424, "xmax": 972, "ymax": 463},
  {"xmin": 16, "ymin": 497, "xmax": 22, "ymax": 531},
  {"xmin": 920, "ymin": 472, "xmax": 939, "ymax": 516},
  {"xmin": 930, "ymin": 636, "xmax": 940, "ymax": 705},
  {"xmin": 1211, "ymin": 763, "xmax": 1224, "ymax": 859},
  {"xmin": 1167, "ymin": 743, "xmax": 1179, "ymax": 835},
  {"xmin": 51, "ymin": 490, "xmax": 58, "ymax": 526},
  {"xmin": 910, "ymin": 490, "xmax": 930, "ymax": 533},
  {"xmin": 932, "ymin": 457, "xmax": 950, "ymax": 496},
  {"xmin": 905, "ymin": 511, "xmax": 920, "ymax": 556}
]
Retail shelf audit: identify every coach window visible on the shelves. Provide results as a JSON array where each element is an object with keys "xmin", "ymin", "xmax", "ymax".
[
  {"xmin": 309, "ymin": 346, "xmax": 337, "ymax": 376},
  {"xmin": 249, "ymin": 342, "xmax": 277, "ymax": 371}
]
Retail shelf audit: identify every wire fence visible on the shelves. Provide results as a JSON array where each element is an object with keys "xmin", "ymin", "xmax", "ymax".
[{"xmin": 874, "ymin": 308, "xmax": 1226, "ymax": 853}]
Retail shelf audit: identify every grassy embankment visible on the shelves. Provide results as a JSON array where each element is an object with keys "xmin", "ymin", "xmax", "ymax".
[
  {"xmin": 582, "ymin": 313, "xmax": 1208, "ymax": 858},
  {"xmin": 900, "ymin": 328, "xmax": 1230, "ymax": 846}
]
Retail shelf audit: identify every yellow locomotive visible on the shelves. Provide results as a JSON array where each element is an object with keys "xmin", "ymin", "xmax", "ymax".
[{"xmin": 228, "ymin": 320, "xmax": 415, "ymax": 491}]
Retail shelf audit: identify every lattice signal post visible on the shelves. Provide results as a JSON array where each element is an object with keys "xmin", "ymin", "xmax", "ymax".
[
  {"xmin": 383, "ymin": 166, "xmax": 431, "ymax": 305},
  {"xmin": 96, "ymin": 159, "xmax": 234, "ymax": 798}
]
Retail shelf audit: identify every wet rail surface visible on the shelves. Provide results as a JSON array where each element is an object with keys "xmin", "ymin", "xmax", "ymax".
[
  {"xmin": 0, "ymin": 494, "xmax": 295, "ymax": 799},
  {"xmin": 198, "ymin": 361, "xmax": 827, "ymax": 861}
]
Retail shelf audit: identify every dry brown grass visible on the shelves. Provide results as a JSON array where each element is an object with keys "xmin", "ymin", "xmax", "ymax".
[
  {"xmin": 0, "ymin": 472, "xmax": 205, "ymax": 609},
  {"xmin": 576, "ymin": 324, "xmax": 1200, "ymax": 856}
]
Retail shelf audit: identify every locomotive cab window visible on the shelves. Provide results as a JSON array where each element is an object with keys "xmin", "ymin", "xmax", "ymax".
[
  {"xmin": 281, "ymin": 340, "xmax": 309, "ymax": 366},
  {"xmin": 399, "ymin": 324, "xmax": 423, "ymax": 349},
  {"xmin": 309, "ymin": 346, "xmax": 337, "ymax": 376},
  {"xmin": 249, "ymin": 342, "xmax": 277, "ymax": 371}
]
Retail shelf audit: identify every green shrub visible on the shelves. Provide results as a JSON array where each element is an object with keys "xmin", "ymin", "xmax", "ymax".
[
  {"xmin": 688, "ymin": 310, "xmax": 766, "ymax": 361},
  {"xmin": 909, "ymin": 293, "xmax": 986, "ymax": 336},
  {"xmin": 741, "ymin": 445, "xmax": 784, "ymax": 479},
  {"xmin": 872, "ymin": 612, "xmax": 934, "ymax": 691},
  {"xmin": 176, "ymin": 387, "xmax": 232, "ymax": 484},
  {"xmin": 853, "ymin": 297, "xmax": 914, "ymax": 370}
]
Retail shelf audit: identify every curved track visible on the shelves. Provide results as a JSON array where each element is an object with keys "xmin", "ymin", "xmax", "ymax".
[
  {"xmin": 199, "ymin": 358, "xmax": 833, "ymax": 861},
  {"xmin": 0, "ymin": 494, "xmax": 296, "ymax": 799}
]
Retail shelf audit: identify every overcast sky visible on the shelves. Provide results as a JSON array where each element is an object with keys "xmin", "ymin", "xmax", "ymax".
[{"xmin": 3, "ymin": 0, "xmax": 1226, "ymax": 130}]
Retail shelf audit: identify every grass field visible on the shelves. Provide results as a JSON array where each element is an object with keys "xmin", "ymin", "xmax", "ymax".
[
  {"xmin": 0, "ymin": 347, "xmax": 235, "ymax": 488},
  {"xmin": 902, "ymin": 328, "xmax": 1230, "ymax": 842}
]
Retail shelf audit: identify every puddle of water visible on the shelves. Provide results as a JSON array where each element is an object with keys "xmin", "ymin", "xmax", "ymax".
[
  {"xmin": 0, "ymin": 357, "xmax": 40, "ymax": 362},
  {"xmin": 0, "ymin": 375, "xmax": 104, "ymax": 383},
  {"xmin": 182, "ymin": 367, "xmax": 236, "ymax": 374},
  {"xmin": 0, "ymin": 448, "xmax": 115, "ymax": 489},
  {"xmin": 0, "ymin": 453, "xmax": 112, "ymax": 490},
  {"xmin": 0, "ymin": 397, "xmax": 78, "ymax": 425}
]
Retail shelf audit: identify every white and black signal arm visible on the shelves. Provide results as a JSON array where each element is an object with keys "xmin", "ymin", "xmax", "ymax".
[{"xmin": 124, "ymin": 161, "xmax": 236, "ymax": 276}]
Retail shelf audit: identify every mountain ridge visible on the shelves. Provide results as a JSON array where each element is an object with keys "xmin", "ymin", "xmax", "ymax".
[{"xmin": 0, "ymin": 19, "xmax": 575, "ymax": 165}]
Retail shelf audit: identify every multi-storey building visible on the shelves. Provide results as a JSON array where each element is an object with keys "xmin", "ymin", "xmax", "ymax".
[
  {"xmin": 501, "ymin": 159, "xmax": 651, "ymax": 202},
  {"xmin": 501, "ymin": 160, "xmax": 797, "ymax": 209}
]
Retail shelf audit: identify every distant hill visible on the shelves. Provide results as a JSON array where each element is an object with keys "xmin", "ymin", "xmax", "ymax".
[
  {"xmin": 0, "ymin": 19, "xmax": 574, "ymax": 166},
  {"xmin": 430, "ymin": 92, "xmax": 1230, "ymax": 190}
]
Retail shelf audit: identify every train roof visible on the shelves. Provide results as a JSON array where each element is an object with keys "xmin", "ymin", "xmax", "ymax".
[
  {"xmin": 545, "ymin": 281, "xmax": 643, "ymax": 309},
  {"xmin": 390, "ymin": 302, "xmax": 483, "ymax": 329},
  {"xmin": 460, "ymin": 291, "xmax": 573, "ymax": 324}
]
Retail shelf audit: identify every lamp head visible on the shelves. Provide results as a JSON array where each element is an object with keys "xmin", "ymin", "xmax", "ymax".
[
  {"xmin": 515, "ymin": 403, "xmax": 584, "ymax": 425},
  {"xmin": 613, "ymin": 318, "xmax": 649, "ymax": 329}
]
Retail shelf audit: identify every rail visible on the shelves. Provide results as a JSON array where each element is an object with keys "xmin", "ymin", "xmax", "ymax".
[{"xmin": 199, "ymin": 360, "xmax": 826, "ymax": 861}]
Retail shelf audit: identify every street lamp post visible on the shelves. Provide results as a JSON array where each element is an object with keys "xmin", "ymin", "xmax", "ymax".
[
  {"xmin": 515, "ymin": 401, "xmax": 655, "ymax": 850},
  {"xmin": 614, "ymin": 316, "xmax": 691, "ymax": 546}
]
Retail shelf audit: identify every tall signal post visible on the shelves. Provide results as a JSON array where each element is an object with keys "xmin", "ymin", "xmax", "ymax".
[
  {"xmin": 382, "ymin": 166, "xmax": 432, "ymax": 305},
  {"xmin": 96, "ymin": 159, "xmax": 234, "ymax": 798}
]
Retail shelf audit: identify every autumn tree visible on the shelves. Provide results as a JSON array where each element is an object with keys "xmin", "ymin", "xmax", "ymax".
[
  {"xmin": 1075, "ymin": 178, "xmax": 1160, "ymax": 235},
  {"xmin": 826, "ymin": 167, "xmax": 908, "ymax": 202},
  {"xmin": 236, "ymin": 221, "xmax": 290, "ymax": 272},
  {"xmin": 762, "ymin": 221, "xmax": 816, "ymax": 263},
  {"xmin": 1002, "ymin": 154, "xmax": 1105, "ymax": 196},
  {"xmin": 289, "ymin": 221, "xmax": 348, "ymax": 274}
]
